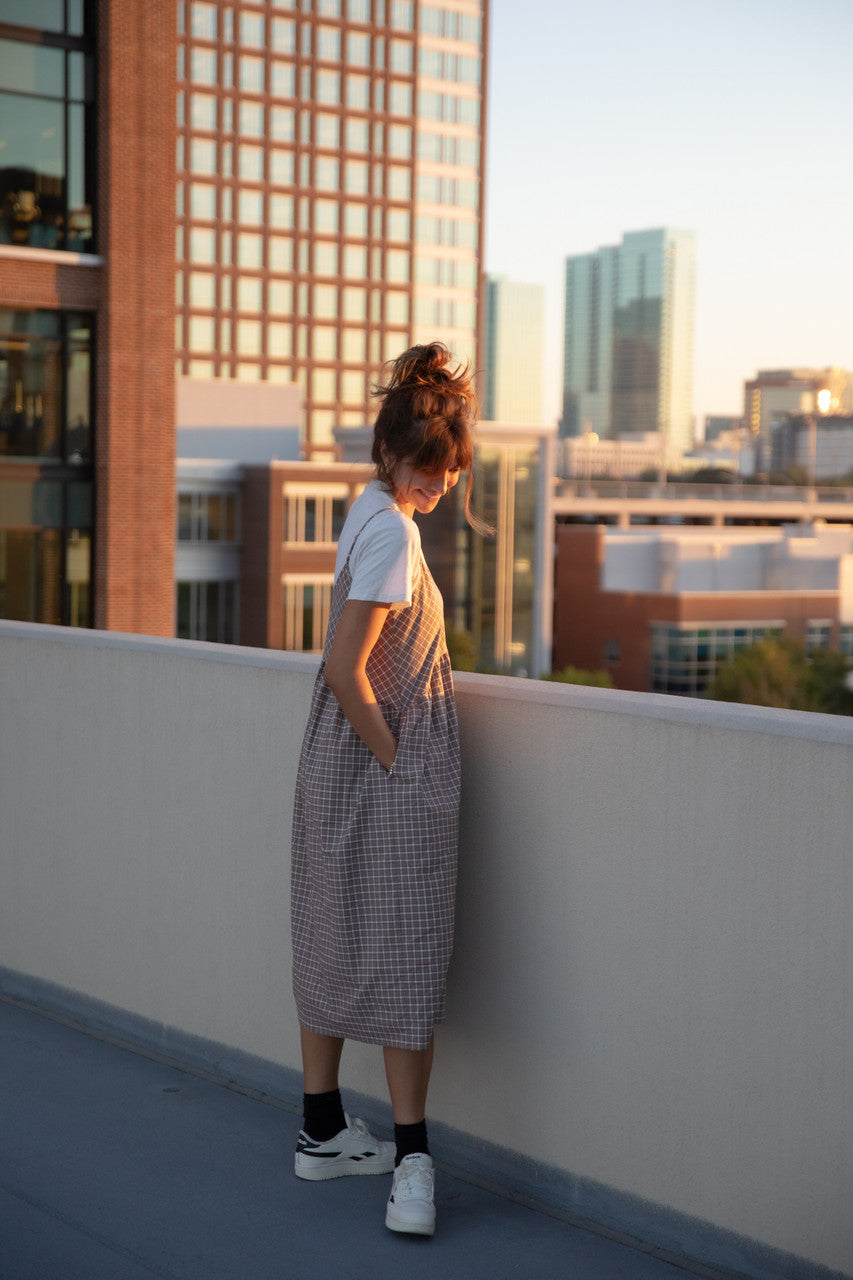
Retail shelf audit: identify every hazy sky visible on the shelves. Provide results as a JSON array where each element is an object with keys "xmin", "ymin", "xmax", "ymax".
[{"xmin": 483, "ymin": 0, "xmax": 853, "ymax": 427}]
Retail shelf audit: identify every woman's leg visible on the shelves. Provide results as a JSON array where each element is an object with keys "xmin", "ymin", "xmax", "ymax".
[
  {"xmin": 383, "ymin": 1038, "xmax": 434, "ymax": 1124},
  {"xmin": 300, "ymin": 1027, "xmax": 344, "ymax": 1094}
]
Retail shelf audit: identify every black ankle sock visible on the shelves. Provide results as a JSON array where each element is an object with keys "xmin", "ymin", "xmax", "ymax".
[
  {"xmin": 394, "ymin": 1119, "xmax": 429, "ymax": 1166},
  {"xmin": 302, "ymin": 1088, "xmax": 346, "ymax": 1142}
]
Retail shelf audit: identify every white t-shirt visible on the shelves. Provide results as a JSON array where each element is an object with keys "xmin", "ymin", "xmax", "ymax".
[{"xmin": 334, "ymin": 479, "xmax": 420, "ymax": 609}]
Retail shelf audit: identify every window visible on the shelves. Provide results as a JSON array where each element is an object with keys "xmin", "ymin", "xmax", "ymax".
[
  {"xmin": 345, "ymin": 118, "xmax": 370, "ymax": 152},
  {"xmin": 284, "ymin": 489, "xmax": 348, "ymax": 543},
  {"xmin": 0, "ymin": 310, "xmax": 93, "ymax": 626},
  {"xmin": 389, "ymin": 0, "xmax": 413, "ymax": 29},
  {"xmin": 238, "ymin": 101, "xmax": 264, "ymax": 136},
  {"xmin": 806, "ymin": 621, "xmax": 833, "ymax": 654},
  {"xmin": 649, "ymin": 622, "xmax": 785, "ymax": 697},
  {"xmin": 191, "ymin": 92, "xmax": 217, "ymax": 130},
  {"xmin": 389, "ymin": 39, "xmax": 413, "ymax": 73},
  {"xmin": 177, "ymin": 490, "xmax": 239, "ymax": 543},
  {"xmin": 283, "ymin": 579, "xmax": 334, "ymax": 652},
  {"xmin": 237, "ymin": 278, "xmax": 263, "ymax": 312},
  {"xmin": 271, "ymin": 61, "xmax": 296, "ymax": 97},
  {"xmin": 177, "ymin": 580, "xmax": 238, "ymax": 644},
  {"xmin": 190, "ymin": 2, "xmax": 218, "ymax": 38},
  {"xmin": 317, "ymin": 25, "xmax": 341, "ymax": 60},
  {"xmin": 239, "ymin": 12, "xmax": 265, "ymax": 47},
  {"xmin": 238, "ymin": 190, "xmax": 264, "ymax": 224},
  {"xmin": 387, "ymin": 82, "xmax": 412, "ymax": 116},
  {"xmin": 347, "ymin": 31, "xmax": 370, "ymax": 65},
  {"xmin": 0, "ymin": 27, "xmax": 95, "ymax": 254},
  {"xmin": 270, "ymin": 106, "xmax": 296, "ymax": 141},
  {"xmin": 190, "ymin": 183, "xmax": 217, "ymax": 220},
  {"xmin": 239, "ymin": 55, "xmax": 265, "ymax": 92}
]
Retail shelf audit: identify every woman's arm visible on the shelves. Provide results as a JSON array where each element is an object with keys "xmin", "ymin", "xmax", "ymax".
[{"xmin": 323, "ymin": 598, "xmax": 398, "ymax": 772}]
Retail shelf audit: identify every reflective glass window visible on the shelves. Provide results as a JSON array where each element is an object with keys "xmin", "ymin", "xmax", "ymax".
[
  {"xmin": 190, "ymin": 139, "xmax": 217, "ymax": 173},
  {"xmin": 190, "ymin": 92, "xmax": 217, "ymax": 130},
  {"xmin": 238, "ymin": 191, "xmax": 264, "ymax": 225},
  {"xmin": 237, "ymin": 320, "xmax": 262, "ymax": 355},
  {"xmin": 270, "ymin": 106, "xmax": 296, "ymax": 141},
  {"xmin": 189, "ymin": 227, "xmax": 216, "ymax": 262},
  {"xmin": 268, "ymin": 322, "xmax": 293, "ymax": 356},
  {"xmin": 270, "ymin": 194, "xmax": 295, "ymax": 228},
  {"xmin": 346, "ymin": 74, "xmax": 370, "ymax": 110},
  {"xmin": 344, "ymin": 160, "xmax": 368, "ymax": 195},
  {"xmin": 239, "ymin": 101, "xmax": 264, "ymax": 136},
  {"xmin": 346, "ymin": 118, "xmax": 369, "ymax": 152},
  {"xmin": 271, "ymin": 18, "xmax": 297, "ymax": 52},
  {"xmin": 386, "ymin": 208, "xmax": 410, "ymax": 241},
  {"xmin": 346, "ymin": 0, "xmax": 370, "ymax": 19},
  {"xmin": 239, "ymin": 145, "xmax": 264, "ymax": 180},
  {"xmin": 389, "ymin": 0, "xmax": 413, "ymax": 29},
  {"xmin": 341, "ymin": 328, "xmax": 366, "ymax": 361},
  {"xmin": 389, "ymin": 39, "xmax": 413, "ymax": 73},
  {"xmin": 269, "ymin": 237, "xmax": 294, "ymax": 271},
  {"xmin": 343, "ymin": 245, "xmax": 367, "ymax": 278},
  {"xmin": 344, "ymin": 203, "xmax": 368, "ymax": 237},
  {"xmin": 313, "ymin": 285, "xmax": 338, "ymax": 319},
  {"xmin": 387, "ymin": 82, "xmax": 412, "ymax": 116},
  {"xmin": 190, "ymin": 183, "xmax": 217, "ymax": 219},
  {"xmin": 315, "ymin": 242, "xmax": 339, "ymax": 275},
  {"xmin": 237, "ymin": 233, "xmax": 263, "ymax": 268},
  {"xmin": 191, "ymin": 1, "xmax": 217, "ymax": 38},
  {"xmin": 268, "ymin": 280, "xmax": 294, "ymax": 313},
  {"xmin": 240, "ymin": 12, "xmax": 265, "ymax": 46},
  {"xmin": 317, "ymin": 25, "xmax": 341, "ymax": 60},
  {"xmin": 314, "ymin": 199, "xmax": 339, "ymax": 233},
  {"xmin": 240, "ymin": 56, "xmax": 265, "ymax": 92},
  {"xmin": 191, "ymin": 48, "xmax": 217, "ymax": 84},
  {"xmin": 342, "ymin": 287, "xmax": 366, "ymax": 321},
  {"xmin": 316, "ymin": 113, "xmax": 341, "ymax": 148},
  {"xmin": 189, "ymin": 272, "xmax": 216, "ymax": 307},
  {"xmin": 270, "ymin": 149, "xmax": 295, "ymax": 186},
  {"xmin": 347, "ymin": 32, "xmax": 370, "ymax": 65},
  {"xmin": 316, "ymin": 70, "xmax": 341, "ymax": 104},
  {"xmin": 271, "ymin": 61, "xmax": 296, "ymax": 97}
]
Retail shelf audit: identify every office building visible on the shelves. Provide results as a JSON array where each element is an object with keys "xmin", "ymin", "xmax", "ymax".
[
  {"xmin": 1, "ymin": 1, "xmax": 176, "ymax": 635},
  {"xmin": 482, "ymin": 275, "xmax": 545, "ymax": 422},
  {"xmin": 744, "ymin": 367, "xmax": 852, "ymax": 463},
  {"xmin": 176, "ymin": 0, "xmax": 488, "ymax": 456},
  {"xmin": 561, "ymin": 227, "xmax": 695, "ymax": 455},
  {"xmin": 554, "ymin": 522, "xmax": 853, "ymax": 695}
]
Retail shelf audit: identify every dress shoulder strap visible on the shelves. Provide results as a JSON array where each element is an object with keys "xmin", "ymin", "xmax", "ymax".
[{"xmin": 341, "ymin": 505, "xmax": 395, "ymax": 571}]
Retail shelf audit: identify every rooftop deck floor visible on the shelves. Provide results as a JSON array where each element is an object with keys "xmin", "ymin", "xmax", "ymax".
[{"xmin": 0, "ymin": 998, "xmax": 717, "ymax": 1280}]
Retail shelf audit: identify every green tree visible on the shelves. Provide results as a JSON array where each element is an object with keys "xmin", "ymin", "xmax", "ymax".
[
  {"xmin": 707, "ymin": 637, "xmax": 853, "ymax": 715},
  {"xmin": 445, "ymin": 627, "xmax": 478, "ymax": 671},
  {"xmin": 542, "ymin": 665, "xmax": 614, "ymax": 688}
]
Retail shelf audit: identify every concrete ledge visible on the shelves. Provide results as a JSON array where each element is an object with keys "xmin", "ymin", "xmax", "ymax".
[{"xmin": 2, "ymin": 621, "xmax": 851, "ymax": 1276}]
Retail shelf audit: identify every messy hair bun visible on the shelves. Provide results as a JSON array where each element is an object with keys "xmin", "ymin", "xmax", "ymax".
[{"xmin": 372, "ymin": 342, "xmax": 487, "ymax": 531}]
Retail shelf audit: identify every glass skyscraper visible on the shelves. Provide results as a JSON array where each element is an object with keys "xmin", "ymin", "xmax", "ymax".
[{"xmin": 562, "ymin": 228, "xmax": 695, "ymax": 455}]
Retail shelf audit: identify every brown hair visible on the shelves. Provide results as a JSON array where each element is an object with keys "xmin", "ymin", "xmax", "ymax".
[{"xmin": 371, "ymin": 342, "xmax": 487, "ymax": 531}]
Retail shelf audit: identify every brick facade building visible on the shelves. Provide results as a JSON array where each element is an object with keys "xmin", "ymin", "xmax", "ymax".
[{"xmin": 1, "ymin": 0, "xmax": 176, "ymax": 635}]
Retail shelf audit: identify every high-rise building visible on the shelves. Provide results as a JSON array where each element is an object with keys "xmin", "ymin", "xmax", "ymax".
[
  {"xmin": 1, "ymin": 1, "xmax": 176, "ymax": 635},
  {"xmin": 482, "ymin": 275, "xmax": 545, "ymax": 423},
  {"xmin": 176, "ymin": 0, "xmax": 488, "ymax": 456},
  {"xmin": 561, "ymin": 228, "xmax": 696, "ymax": 455}
]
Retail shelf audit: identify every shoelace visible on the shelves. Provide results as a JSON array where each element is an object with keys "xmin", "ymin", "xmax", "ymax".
[
  {"xmin": 347, "ymin": 1115, "xmax": 371, "ymax": 1139},
  {"xmin": 395, "ymin": 1161, "xmax": 433, "ymax": 1197}
]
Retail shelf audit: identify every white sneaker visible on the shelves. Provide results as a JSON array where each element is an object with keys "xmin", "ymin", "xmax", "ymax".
[
  {"xmin": 294, "ymin": 1113, "xmax": 395, "ymax": 1181},
  {"xmin": 385, "ymin": 1153, "xmax": 436, "ymax": 1236}
]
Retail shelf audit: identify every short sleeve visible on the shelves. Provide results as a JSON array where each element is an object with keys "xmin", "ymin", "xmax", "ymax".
[{"xmin": 347, "ymin": 511, "xmax": 420, "ymax": 607}]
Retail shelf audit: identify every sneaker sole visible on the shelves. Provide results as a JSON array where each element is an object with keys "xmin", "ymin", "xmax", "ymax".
[
  {"xmin": 295, "ymin": 1157, "xmax": 395, "ymax": 1182},
  {"xmin": 385, "ymin": 1206, "xmax": 436, "ymax": 1236}
]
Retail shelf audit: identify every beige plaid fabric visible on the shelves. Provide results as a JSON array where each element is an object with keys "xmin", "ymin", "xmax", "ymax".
[{"xmin": 291, "ymin": 508, "xmax": 460, "ymax": 1051}]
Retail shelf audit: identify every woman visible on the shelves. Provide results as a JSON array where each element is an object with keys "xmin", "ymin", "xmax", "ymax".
[{"xmin": 290, "ymin": 342, "xmax": 481, "ymax": 1237}]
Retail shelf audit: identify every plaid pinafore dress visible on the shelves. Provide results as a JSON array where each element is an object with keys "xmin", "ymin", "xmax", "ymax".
[{"xmin": 291, "ymin": 506, "xmax": 460, "ymax": 1052}]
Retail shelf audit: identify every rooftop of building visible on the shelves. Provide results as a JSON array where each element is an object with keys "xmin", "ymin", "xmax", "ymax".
[{"xmin": 1, "ymin": 993, "xmax": 696, "ymax": 1280}]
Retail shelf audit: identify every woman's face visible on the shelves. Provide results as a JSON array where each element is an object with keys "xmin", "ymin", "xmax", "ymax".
[{"xmin": 390, "ymin": 458, "xmax": 461, "ymax": 516}]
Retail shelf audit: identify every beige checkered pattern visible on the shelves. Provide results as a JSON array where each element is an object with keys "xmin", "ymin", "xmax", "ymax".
[{"xmin": 291, "ymin": 508, "xmax": 460, "ymax": 1051}]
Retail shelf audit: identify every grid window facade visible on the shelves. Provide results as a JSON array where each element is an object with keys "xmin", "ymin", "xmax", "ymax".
[
  {"xmin": 176, "ymin": 0, "xmax": 485, "ymax": 452},
  {"xmin": 650, "ymin": 622, "xmax": 785, "ymax": 698},
  {"xmin": 283, "ymin": 578, "xmax": 334, "ymax": 651}
]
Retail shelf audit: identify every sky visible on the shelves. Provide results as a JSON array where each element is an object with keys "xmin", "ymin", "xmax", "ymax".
[{"xmin": 483, "ymin": 0, "xmax": 853, "ymax": 428}]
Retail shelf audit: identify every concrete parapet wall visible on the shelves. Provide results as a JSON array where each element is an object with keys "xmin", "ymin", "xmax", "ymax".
[{"xmin": 1, "ymin": 621, "xmax": 851, "ymax": 1277}]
